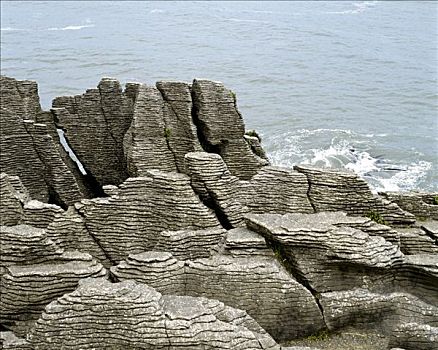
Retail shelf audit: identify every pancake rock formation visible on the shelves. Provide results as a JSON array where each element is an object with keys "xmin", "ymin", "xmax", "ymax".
[{"xmin": 0, "ymin": 75, "xmax": 437, "ymax": 350}]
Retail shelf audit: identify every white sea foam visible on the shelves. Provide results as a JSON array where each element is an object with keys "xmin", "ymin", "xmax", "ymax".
[
  {"xmin": 47, "ymin": 24, "xmax": 95, "ymax": 31},
  {"xmin": 149, "ymin": 9, "xmax": 165, "ymax": 14},
  {"xmin": 1, "ymin": 27, "xmax": 24, "ymax": 31},
  {"xmin": 327, "ymin": 1, "xmax": 378, "ymax": 15},
  {"xmin": 373, "ymin": 161, "xmax": 432, "ymax": 192},
  {"xmin": 265, "ymin": 128, "xmax": 431, "ymax": 193}
]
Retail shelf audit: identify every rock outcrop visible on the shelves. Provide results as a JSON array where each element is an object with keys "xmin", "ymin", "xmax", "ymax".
[
  {"xmin": 0, "ymin": 76, "xmax": 88, "ymax": 207},
  {"xmin": 111, "ymin": 234, "xmax": 325, "ymax": 341},
  {"xmin": 1, "ymin": 75, "xmax": 437, "ymax": 349},
  {"xmin": 28, "ymin": 278, "xmax": 280, "ymax": 349}
]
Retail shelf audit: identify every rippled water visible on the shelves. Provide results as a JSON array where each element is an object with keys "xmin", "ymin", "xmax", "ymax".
[{"xmin": 1, "ymin": 1, "xmax": 437, "ymax": 192}]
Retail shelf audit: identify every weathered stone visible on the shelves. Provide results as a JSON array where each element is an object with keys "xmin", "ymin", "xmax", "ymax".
[
  {"xmin": 0, "ymin": 76, "xmax": 48, "ymax": 201},
  {"xmin": 0, "ymin": 173, "xmax": 28, "ymax": 225},
  {"xmin": 320, "ymin": 289, "xmax": 437, "ymax": 335},
  {"xmin": 380, "ymin": 192, "xmax": 438, "ymax": 220},
  {"xmin": 29, "ymin": 278, "xmax": 280, "ymax": 349},
  {"xmin": 294, "ymin": 165, "xmax": 415, "ymax": 226},
  {"xmin": 397, "ymin": 227, "xmax": 438, "ymax": 255},
  {"xmin": 76, "ymin": 170, "xmax": 221, "ymax": 262},
  {"xmin": 421, "ymin": 221, "xmax": 438, "ymax": 245},
  {"xmin": 0, "ymin": 331, "xmax": 32, "ymax": 349},
  {"xmin": 22, "ymin": 200, "xmax": 64, "ymax": 228},
  {"xmin": 191, "ymin": 79, "xmax": 268, "ymax": 179},
  {"xmin": 123, "ymin": 84, "xmax": 177, "ymax": 175},
  {"xmin": 156, "ymin": 81, "xmax": 203, "ymax": 172},
  {"xmin": 45, "ymin": 206, "xmax": 111, "ymax": 266},
  {"xmin": 388, "ymin": 323, "xmax": 438, "ymax": 350},
  {"xmin": 112, "ymin": 250, "xmax": 325, "ymax": 342},
  {"xmin": 185, "ymin": 152, "xmax": 313, "ymax": 228},
  {"xmin": 1, "ymin": 76, "xmax": 88, "ymax": 206},
  {"xmin": 53, "ymin": 78, "xmax": 139, "ymax": 186},
  {"xmin": 0, "ymin": 251, "xmax": 105, "ymax": 334}
]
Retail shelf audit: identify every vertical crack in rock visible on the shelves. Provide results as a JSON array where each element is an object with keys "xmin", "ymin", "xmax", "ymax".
[
  {"xmin": 301, "ymin": 171, "xmax": 317, "ymax": 213},
  {"xmin": 74, "ymin": 207, "xmax": 116, "ymax": 266},
  {"xmin": 267, "ymin": 239, "xmax": 328, "ymax": 328}
]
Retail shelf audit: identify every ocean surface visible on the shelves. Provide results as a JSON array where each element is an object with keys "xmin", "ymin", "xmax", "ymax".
[{"xmin": 1, "ymin": 1, "xmax": 437, "ymax": 192}]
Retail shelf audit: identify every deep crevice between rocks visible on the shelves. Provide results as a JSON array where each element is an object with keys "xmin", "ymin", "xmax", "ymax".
[
  {"xmin": 55, "ymin": 123, "xmax": 106, "ymax": 199},
  {"xmin": 295, "ymin": 169, "xmax": 317, "ymax": 213},
  {"xmin": 75, "ymin": 209, "xmax": 117, "ymax": 267},
  {"xmin": 190, "ymin": 87, "xmax": 227, "ymax": 157},
  {"xmin": 266, "ymin": 238, "xmax": 328, "ymax": 330}
]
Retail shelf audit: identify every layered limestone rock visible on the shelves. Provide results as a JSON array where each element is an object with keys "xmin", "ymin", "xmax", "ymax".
[
  {"xmin": 320, "ymin": 289, "xmax": 437, "ymax": 335},
  {"xmin": 52, "ymin": 78, "xmax": 139, "ymax": 186},
  {"xmin": 185, "ymin": 152, "xmax": 313, "ymax": 228},
  {"xmin": 0, "ymin": 331, "xmax": 32, "ymax": 350},
  {"xmin": 191, "ymin": 79, "xmax": 268, "ymax": 179},
  {"xmin": 123, "ymin": 84, "xmax": 178, "ymax": 175},
  {"xmin": 75, "ymin": 170, "xmax": 221, "ymax": 262},
  {"xmin": 156, "ymin": 81, "xmax": 203, "ymax": 171},
  {"xmin": 397, "ymin": 227, "xmax": 438, "ymax": 255},
  {"xmin": 111, "ymin": 240, "xmax": 325, "ymax": 341},
  {"xmin": 380, "ymin": 192, "xmax": 438, "ymax": 220},
  {"xmin": 0, "ymin": 224, "xmax": 106, "ymax": 334},
  {"xmin": 29, "ymin": 278, "xmax": 280, "ymax": 349},
  {"xmin": 294, "ymin": 165, "xmax": 415, "ymax": 226},
  {"xmin": 1, "ymin": 76, "xmax": 87, "ymax": 206},
  {"xmin": 246, "ymin": 212, "xmax": 438, "ymax": 346},
  {"xmin": 0, "ymin": 173, "xmax": 28, "ymax": 225},
  {"xmin": 45, "ymin": 206, "xmax": 111, "ymax": 266},
  {"xmin": 245, "ymin": 212, "xmax": 437, "ymax": 299},
  {"xmin": 389, "ymin": 323, "xmax": 438, "ymax": 350}
]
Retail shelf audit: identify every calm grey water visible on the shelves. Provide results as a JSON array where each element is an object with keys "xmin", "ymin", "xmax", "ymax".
[{"xmin": 2, "ymin": 1, "xmax": 437, "ymax": 192}]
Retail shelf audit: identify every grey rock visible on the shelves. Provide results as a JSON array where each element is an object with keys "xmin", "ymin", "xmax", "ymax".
[
  {"xmin": 45, "ymin": 206, "xmax": 111, "ymax": 267},
  {"xmin": 380, "ymin": 192, "xmax": 438, "ymax": 220},
  {"xmin": 294, "ymin": 165, "xmax": 415, "ymax": 226},
  {"xmin": 191, "ymin": 79, "xmax": 268, "ymax": 179},
  {"xmin": 76, "ymin": 170, "xmax": 221, "ymax": 262},
  {"xmin": 0, "ymin": 251, "xmax": 105, "ymax": 334},
  {"xmin": 217, "ymin": 227, "xmax": 275, "ymax": 257},
  {"xmin": 246, "ymin": 212, "xmax": 404, "ymax": 293},
  {"xmin": 123, "ymin": 84, "xmax": 178, "ymax": 176},
  {"xmin": 112, "ymin": 250, "xmax": 325, "ymax": 342},
  {"xmin": 397, "ymin": 226, "xmax": 438, "ymax": 255},
  {"xmin": 29, "ymin": 278, "xmax": 280, "ymax": 349},
  {"xmin": 185, "ymin": 152, "xmax": 314, "ymax": 228},
  {"xmin": 156, "ymin": 80, "xmax": 203, "ymax": 172},
  {"xmin": 0, "ymin": 331, "xmax": 32, "ymax": 349},
  {"xmin": 1, "ymin": 76, "xmax": 88, "ymax": 206},
  {"xmin": 421, "ymin": 221, "xmax": 438, "ymax": 244},
  {"xmin": 22, "ymin": 200, "xmax": 64, "ymax": 228},
  {"xmin": 388, "ymin": 323, "xmax": 438, "ymax": 350},
  {"xmin": 320, "ymin": 289, "xmax": 437, "ymax": 334},
  {"xmin": 53, "ymin": 78, "xmax": 139, "ymax": 185},
  {"xmin": 0, "ymin": 225, "xmax": 64, "ymax": 274},
  {"xmin": 0, "ymin": 173, "xmax": 27, "ymax": 226}
]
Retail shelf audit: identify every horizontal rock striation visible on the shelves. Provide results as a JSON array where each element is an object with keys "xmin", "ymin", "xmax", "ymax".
[
  {"xmin": 246, "ymin": 212, "xmax": 438, "ymax": 346},
  {"xmin": 191, "ymin": 79, "xmax": 269, "ymax": 180},
  {"xmin": 294, "ymin": 165, "xmax": 415, "ymax": 226},
  {"xmin": 0, "ymin": 224, "xmax": 106, "ymax": 334},
  {"xmin": 0, "ymin": 76, "xmax": 88, "ymax": 207},
  {"xmin": 380, "ymin": 192, "xmax": 438, "ymax": 221},
  {"xmin": 75, "ymin": 170, "xmax": 221, "ymax": 262},
  {"xmin": 52, "ymin": 78, "xmax": 138, "ymax": 186},
  {"xmin": 111, "ymin": 237, "xmax": 325, "ymax": 341},
  {"xmin": 29, "ymin": 278, "xmax": 280, "ymax": 349},
  {"xmin": 1, "ymin": 75, "xmax": 437, "ymax": 349}
]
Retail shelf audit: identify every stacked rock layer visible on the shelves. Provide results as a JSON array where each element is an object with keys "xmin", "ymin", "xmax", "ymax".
[{"xmin": 0, "ymin": 76, "xmax": 437, "ymax": 350}]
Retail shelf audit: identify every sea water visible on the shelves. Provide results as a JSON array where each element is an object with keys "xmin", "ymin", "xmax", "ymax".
[{"xmin": 1, "ymin": 1, "xmax": 437, "ymax": 192}]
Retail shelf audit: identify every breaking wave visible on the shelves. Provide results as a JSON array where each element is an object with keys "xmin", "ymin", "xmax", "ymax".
[
  {"xmin": 47, "ymin": 24, "xmax": 95, "ymax": 31},
  {"xmin": 264, "ymin": 128, "xmax": 432, "ymax": 193}
]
